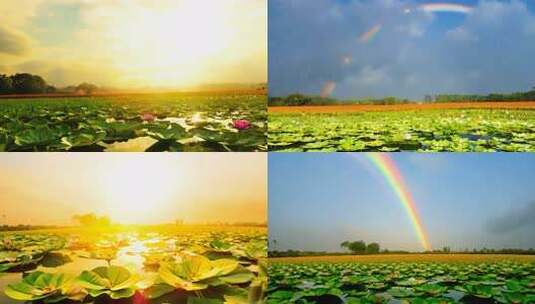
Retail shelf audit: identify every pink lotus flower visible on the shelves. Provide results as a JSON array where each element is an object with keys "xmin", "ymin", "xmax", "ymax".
[
  {"xmin": 140, "ymin": 113, "xmax": 155, "ymax": 122},
  {"xmin": 233, "ymin": 119, "xmax": 251, "ymax": 130},
  {"xmin": 132, "ymin": 291, "xmax": 149, "ymax": 304}
]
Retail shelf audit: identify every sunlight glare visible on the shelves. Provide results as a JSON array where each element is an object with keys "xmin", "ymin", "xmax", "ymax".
[
  {"xmin": 100, "ymin": 157, "xmax": 178, "ymax": 224},
  {"xmin": 107, "ymin": 1, "xmax": 234, "ymax": 87}
]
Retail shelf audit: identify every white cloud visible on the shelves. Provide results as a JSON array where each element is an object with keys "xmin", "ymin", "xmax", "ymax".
[
  {"xmin": 350, "ymin": 66, "xmax": 391, "ymax": 86},
  {"xmin": 396, "ymin": 13, "xmax": 432, "ymax": 37},
  {"xmin": 270, "ymin": 0, "xmax": 535, "ymax": 99},
  {"xmin": 446, "ymin": 27, "xmax": 478, "ymax": 41},
  {"xmin": 0, "ymin": 25, "xmax": 32, "ymax": 56}
]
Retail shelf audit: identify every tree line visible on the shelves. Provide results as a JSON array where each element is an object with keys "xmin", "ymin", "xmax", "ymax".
[
  {"xmin": 433, "ymin": 88, "xmax": 535, "ymax": 103},
  {"xmin": 269, "ymin": 86, "xmax": 535, "ymax": 106},
  {"xmin": 268, "ymin": 238, "xmax": 535, "ymax": 257},
  {"xmin": 268, "ymin": 94, "xmax": 411, "ymax": 106},
  {"xmin": 0, "ymin": 225, "xmax": 61, "ymax": 231},
  {"xmin": 0, "ymin": 73, "xmax": 56, "ymax": 94},
  {"xmin": 0, "ymin": 73, "xmax": 99, "ymax": 95},
  {"xmin": 268, "ymin": 239, "xmax": 383, "ymax": 257}
]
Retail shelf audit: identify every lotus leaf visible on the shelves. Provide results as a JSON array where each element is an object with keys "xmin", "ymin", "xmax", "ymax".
[
  {"xmin": 4, "ymin": 271, "xmax": 87, "ymax": 303},
  {"xmin": 269, "ymin": 109, "xmax": 535, "ymax": 152},
  {"xmin": 415, "ymin": 283, "xmax": 449, "ymax": 296},
  {"xmin": 268, "ymin": 260, "xmax": 535, "ymax": 303},
  {"xmin": 77, "ymin": 265, "xmax": 138, "ymax": 299},
  {"xmin": 159, "ymin": 255, "xmax": 254, "ymax": 291},
  {"xmin": 0, "ymin": 94, "xmax": 266, "ymax": 152}
]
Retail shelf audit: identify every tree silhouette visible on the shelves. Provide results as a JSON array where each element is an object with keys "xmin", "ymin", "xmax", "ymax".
[
  {"xmin": 366, "ymin": 242, "xmax": 380, "ymax": 253},
  {"xmin": 340, "ymin": 240, "xmax": 367, "ymax": 254},
  {"xmin": 76, "ymin": 83, "xmax": 98, "ymax": 95},
  {"xmin": 72, "ymin": 213, "xmax": 111, "ymax": 227}
]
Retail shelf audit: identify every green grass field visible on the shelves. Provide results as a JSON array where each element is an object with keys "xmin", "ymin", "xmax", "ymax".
[
  {"xmin": 0, "ymin": 93, "xmax": 266, "ymax": 152},
  {"xmin": 269, "ymin": 109, "xmax": 535, "ymax": 152},
  {"xmin": 268, "ymin": 254, "xmax": 535, "ymax": 303}
]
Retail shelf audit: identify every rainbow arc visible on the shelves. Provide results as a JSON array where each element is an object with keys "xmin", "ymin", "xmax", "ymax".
[{"xmin": 360, "ymin": 153, "xmax": 432, "ymax": 251}]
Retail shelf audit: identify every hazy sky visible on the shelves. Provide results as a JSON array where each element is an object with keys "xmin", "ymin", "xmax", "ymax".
[
  {"xmin": 0, "ymin": 0, "xmax": 267, "ymax": 88},
  {"xmin": 0, "ymin": 153, "xmax": 266, "ymax": 225},
  {"xmin": 269, "ymin": 153, "xmax": 535, "ymax": 252},
  {"xmin": 269, "ymin": 0, "xmax": 535, "ymax": 99}
]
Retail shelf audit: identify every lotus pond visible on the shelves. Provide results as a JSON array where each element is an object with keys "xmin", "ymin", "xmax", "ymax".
[
  {"xmin": 0, "ymin": 93, "xmax": 266, "ymax": 152},
  {"xmin": 267, "ymin": 257, "xmax": 535, "ymax": 304},
  {"xmin": 268, "ymin": 110, "xmax": 535, "ymax": 152},
  {"xmin": 0, "ymin": 227, "xmax": 267, "ymax": 303}
]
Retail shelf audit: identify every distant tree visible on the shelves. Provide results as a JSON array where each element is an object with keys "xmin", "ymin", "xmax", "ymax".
[
  {"xmin": 424, "ymin": 95, "xmax": 433, "ymax": 103},
  {"xmin": 442, "ymin": 246, "xmax": 451, "ymax": 253},
  {"xmin": 61, "ymin": 86, "xmax": 77, "ymax": 93},
  {"xmin": 0, "ymin": 74, "xmax": 13, "ymax": 94},
  {"xmin": 76, "ymin": 83, "xmax": 98, "ymax": 95},
  {"xmin": 285, "ymin": 93, "xmax": 312, "ymax": 106},
  {"xmin": 72, "ymin": 213, "xmax": 111, "ymax": 227},
  {"xmin": 341, "ymin": 240, "xmax": 367, "ymax": 254},
  {"xmin": 382, "ymin": 97, "xmax": 398, "ymax": 104},
  {"xmin": 350, "ymin": 241, "xmax": 367, "ymax": 253},
  {"xmin": 526, "ymin": 87, "xmax": 535, "ymax": 99},
  {"xmin": 366, "ymin": 242, "xmax": 380, "ymax": 254},
  {"xmin": 45, "ymin": 85, "xmax": 57, "ymax": 93},
  {"xmin": 268, "ymin": 97, "xmax": 284, "ymax": 106},
  {"xmin": 10, "ymin": 73, "xmax": 47, "ymax": 94}
]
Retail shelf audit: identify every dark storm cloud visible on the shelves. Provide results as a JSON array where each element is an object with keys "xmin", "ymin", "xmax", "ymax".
[
  {"xmin": 269, "ymin": 0, "xmax": 535, "ymax": 99},
  {"xmin": 0, "ymin": 25, "xmax": 31, "ymax": 56},
  {"xmin": 486, "ymin": 202, "xmax": 535, "ymax": 234}
]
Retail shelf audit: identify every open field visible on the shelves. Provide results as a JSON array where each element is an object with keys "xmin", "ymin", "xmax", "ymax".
[
  {"xmin": 0, "ymin": 225, "xmax": 267, "ymax": 304},
  {"xmin": 267, "ymin": 254, "xmax": 535, "ymax": 304},
  {"xmin": 268, "ymin": 108, "xmax": 535, "ymax": 152},
  {"xmin": 0, "ymin": 92, "xmax": 266, "ymax": 152},
  {"xmin": 268, "ymin": 101, "xmax": 535, "ymax": 113}
]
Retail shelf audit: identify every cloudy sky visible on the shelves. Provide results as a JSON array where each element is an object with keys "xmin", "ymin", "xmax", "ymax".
[
  {"xmin": 269, "ymin": 153, "xmax": 535, "ymax": 252},
  {"xmin": 269, "ymin": 0, "xmax": 535, "ymax": 99},
  {"xmin": 0, "ymin": 0, "xmax": 267, "ymax": 88},
  {"xmin": 0, "ymin": 153, "xmax": 266, "ymax": 225}
]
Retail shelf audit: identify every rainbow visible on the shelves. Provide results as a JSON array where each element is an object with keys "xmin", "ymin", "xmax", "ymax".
[
  {"xmin": 363, "ymin": 153, "xmax": 431, "ymax": 251},
  {"xmin": 420, "ymin": 3, "xmax": 473, "ymax": 14},
  {"xmin": 320, "ymin": 81, "xmax": 336, "ymax": 97},
  {"xmin": 359, "ymin": 24, "xmax": 382, "ymax": 43}
]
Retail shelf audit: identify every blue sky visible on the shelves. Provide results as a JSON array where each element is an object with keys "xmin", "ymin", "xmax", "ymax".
[
  {"xmin": 269, "ymin": 0, "xmax": 535, "ymax": 99},
  {"xmin": 269, "ymin": 153, "xmax": 535, "ymax": 252}
]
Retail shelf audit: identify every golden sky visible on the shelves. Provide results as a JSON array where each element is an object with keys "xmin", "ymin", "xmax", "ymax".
[
  {"xmin": 0, "ymin": 153, "xmax": 266, "ymax": 225},
  {"xmin": 0, "ymin": 0, "xmax": 267, "ymax": 88}
]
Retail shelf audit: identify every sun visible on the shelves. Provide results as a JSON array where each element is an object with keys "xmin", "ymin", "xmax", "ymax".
[
  {"xmin": 105, "ymin": 1, "xmax": 234, "ymax": 87},
  {"xmin": 99, "ymin": 156, "xmax": 178, "ymax": 224}
]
